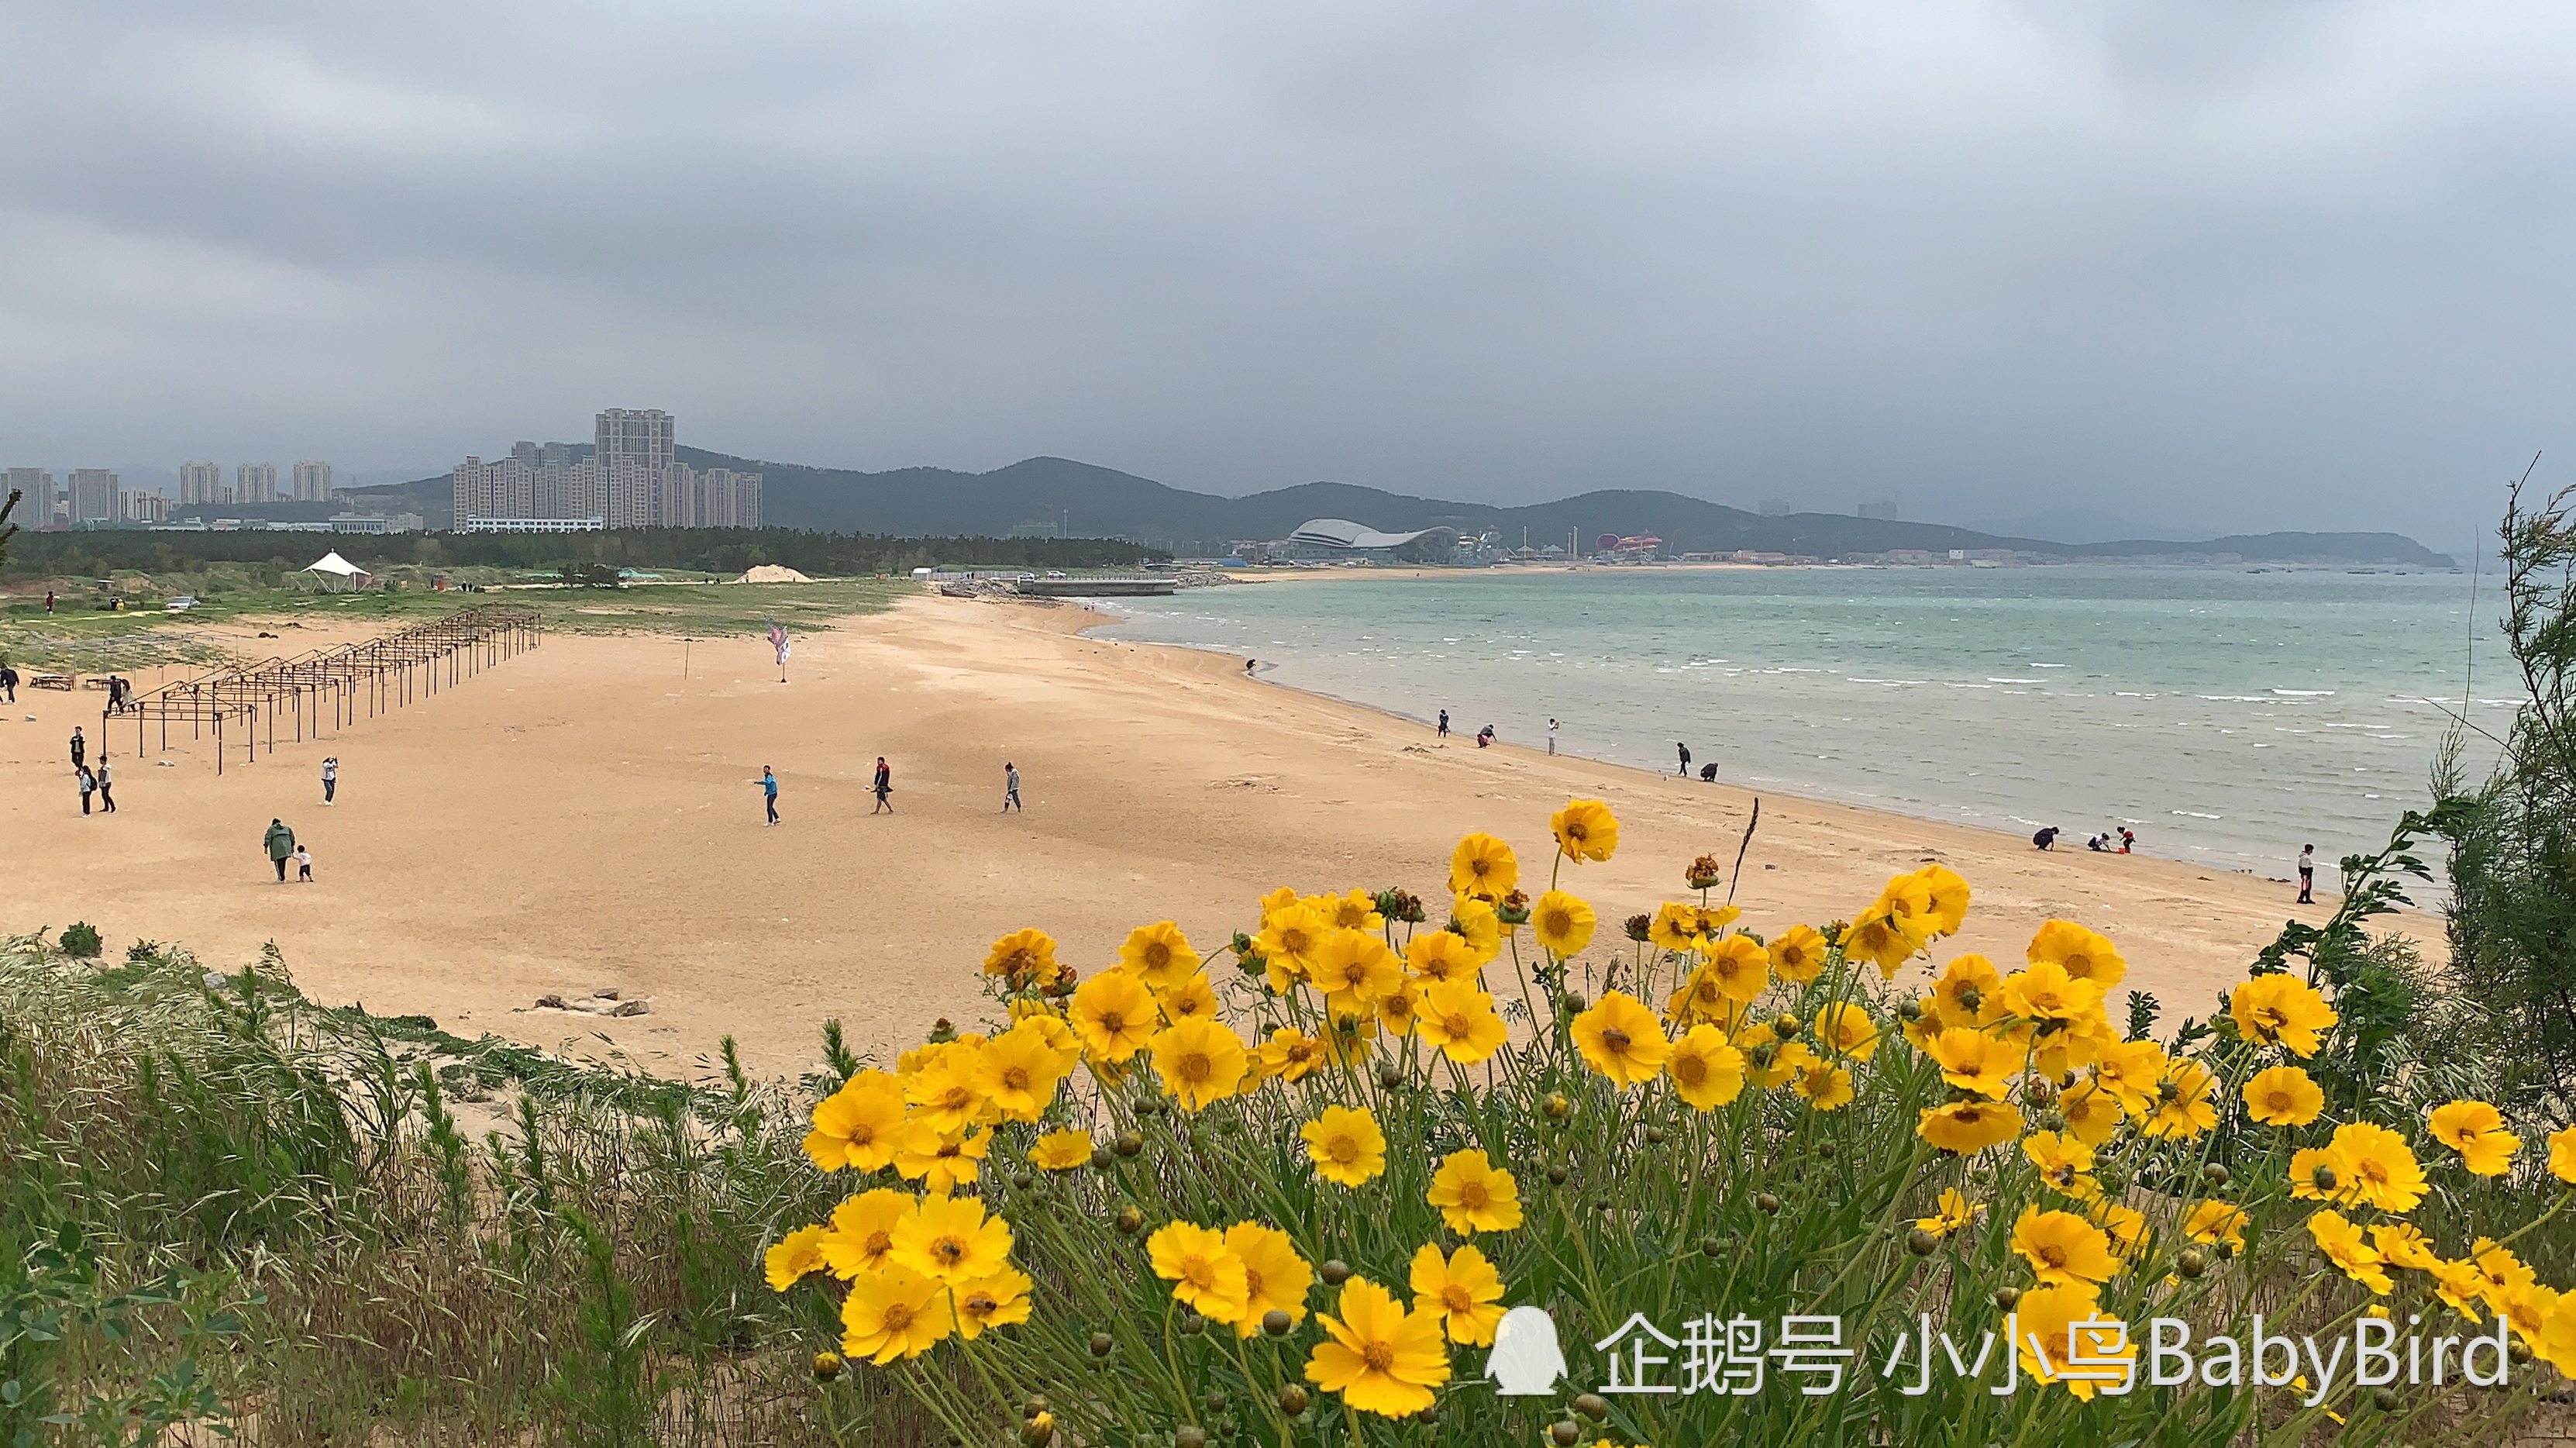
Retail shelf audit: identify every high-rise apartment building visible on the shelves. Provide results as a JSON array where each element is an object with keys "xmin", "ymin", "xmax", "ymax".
[
  {"xmin": 292, "ymin": 460, "xmax": 332, "ymax": 502},
  {"xmin": 5, "ymin": 468, "xmax": 53, "ymax": 527},
  {"xmin": 453, "ymin": 409, "xmax": 759, "ymax": 531},
  {"xmin": 238, "ymin": 462, "xmax": 279, "ymax": 501},
  {"xmin": 68, "ymin": 469, "xmax": 119, "ymax": 524},
  {"xmin": 119, "ymin": 490, "xmax": 169, "ymax": 524},
  {"xmin": 179, "ymin": 460, "xmax": 226, "ymax": 505}
]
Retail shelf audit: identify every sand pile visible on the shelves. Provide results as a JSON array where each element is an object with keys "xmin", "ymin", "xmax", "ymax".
[{"xmin": 738, "ymin": 564, "xmax": 814, "ymax": 584}]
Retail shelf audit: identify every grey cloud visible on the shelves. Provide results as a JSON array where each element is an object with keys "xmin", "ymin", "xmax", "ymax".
[{"xmin": 2, "ymin": 0, "xmax": 2571, "ymax": 548}]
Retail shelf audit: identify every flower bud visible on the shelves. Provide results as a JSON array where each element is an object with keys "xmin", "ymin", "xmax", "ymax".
[
  {"xmin": 1204, "ymin": 1389, "xmax": 1229, "ymax": 1413},
  {"xmin": 1906, "ymin": 1227, "xmax": 1938, "ymax": 1257},
  {"xmin": 1021, "ymin": 1397, "xmax": 1049, "ymax": 1419},
  {"xmin": 1011, "ymin": 1172, "xmax": 1034, "ymax": 1191},
  {"xmin": 1896, "ymin": 998, "xmax": 1924, "ymax": 1022},
  {"xmin": 1573, "ymin": 1393, "xmax": 1610, "ymax": 1422},
  {"xmin": 1993, "ymin": 1286, "xmax": 2020, "ymax": 1312},
  {"xmin": 1624, "ymin": 913, "xmax": 1654, "ymax": 943},
  {"xmin": 1686, "ymin": 855, "xmax": 1724, "ymax": 890},
  {"xmin": 1021, "ymin": 1412, "xmax": 1056, "ymax": 1446},
  {"xmin": 1262, "ymin": 1308, "xmax": 1293, "ymax": 1336},
  {"xmin": 811, "ymin": 1352, "xmax": 844, "ymax": 1382},
  {"xmin": 2023, "ymin": 1077, "xmax": 2058, "ymax": 1108},
  {"xmin": 1176, "ymin": 1429, "xmax": 1207, "ymax": 1448},
  {"xmin": 2201, "ymin": 1163, "xmax": 2230, "ymax": 1188},
  {"xmin": 1320, "ymin": 1259, "xmax": 1352, "ymax": 1286},
  {"xmin": 1497, "ymin": 891, "xmax": 1531, "ymax": 926},
  {"xmin": 1755, "ymin": 1191, "xmax": 1781, "ymax": 1214},
  {"xmin": 1114, "ymin": 1130, "xmax": 1145, "ymax": 1157},
  {"xmin": 1114, "ymin": 1205, "xmax": 1145, "ymax": 1235},
  {"xmin": 1090, "ymin": 1147, "xmax": 1114, "ymax": 1170},
  {"xmin": 1545, "ymin": 1164, "xmax": 1569, "ymax": 1185},
  {"xmin": 2311, "ymin": 1164, "xmax": 2339, "ymax": 1192},
  {"xmin": 1180, "ymin": 1312, "xmax": 1205, "ymax": 1336},
  {"xmin": 1377, "ymin": 1062, "xmax": 1406, "ymax": 1091},
  {"xmin": 1558, "ymin": 990, "xmax": 1587, "ymax": 1016},
  {"xmin": 1702, "ymin": 1235, "xmax": 1732, "ymax": 1257},
  {"xmin": 1644, "ymin": 1124, "xmax": 1667, "ymax": 1146},
  {"xmin": 1088, "ymin": 1333, "xmax": 1114, "ymax": 1357},
  {"xmin": 1543, "ymin": 1093, "xmax": 1575, "ymax": 1122},
  {"xmin": 2176, "ymin": 1247, "xmax": 2207, "ymax": 1278},
  {"xmin": 2371, "ymin": 1386, "xmax": 2400, "ymax": 1412},
  {"xmin": 1816, "ymin": 1143, "xmax": 1835, "ymax": 1160},
  {"xmin": 1277, "ymin": 1384, "xmax": 1310, "ymax": 1415},
  {"xmin": 1772, "ymin": 1014, "xmax": 1800, "ymax": 1040},
  {"xmin": 1549, "ymin": 1422, "xmax": 1582, "ymax": 1446}
]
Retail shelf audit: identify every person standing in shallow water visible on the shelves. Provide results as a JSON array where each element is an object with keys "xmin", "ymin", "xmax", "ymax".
[
  {"xmin": 872, "ymin": 757, "xmax": 894, "ymax": 814},
  {"xmin": 1437, "ymin": 709, "xmax": 1449, "ymax": 740},
  {"xmin": 2297, "ymin": 843, "xmax": 2316, "ymax": 904}
]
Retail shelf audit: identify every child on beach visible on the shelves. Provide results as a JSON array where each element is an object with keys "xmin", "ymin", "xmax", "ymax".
[
  {"xmin": 1003, "ymin": 761, "xmax": 1021, "ymax": 812},
  {"xmin": 294, "ymin": 844, "xmax": 313, "ymax": 881}
]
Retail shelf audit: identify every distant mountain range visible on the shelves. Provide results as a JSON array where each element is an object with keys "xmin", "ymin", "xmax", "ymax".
[{"xmin": 353, "ymin": 451, "xmax": 2454, "ymax": 567}]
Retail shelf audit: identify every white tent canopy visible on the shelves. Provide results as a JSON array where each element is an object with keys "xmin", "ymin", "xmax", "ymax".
[{"xmin": 303, "ymin": 551, "xmax": 369, "ymax": 577}]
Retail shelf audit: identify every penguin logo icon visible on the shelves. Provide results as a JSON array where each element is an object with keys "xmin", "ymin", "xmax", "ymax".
[{"xmin": 1485, "ymin": 1306, "xmax": 1568, "ymax": 1395}]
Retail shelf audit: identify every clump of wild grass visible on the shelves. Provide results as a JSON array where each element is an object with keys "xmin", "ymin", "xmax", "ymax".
[{"xmin": 0, "ymin": 933, "xmax": 936, "ymax": 1446}]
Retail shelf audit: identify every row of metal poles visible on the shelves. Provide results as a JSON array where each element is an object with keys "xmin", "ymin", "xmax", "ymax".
[{"xmin": 119, "ymin": 606, "xmax": 543, "ymax": 774}]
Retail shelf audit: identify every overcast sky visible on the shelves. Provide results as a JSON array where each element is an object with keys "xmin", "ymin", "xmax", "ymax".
[{"xmin": 3, "ymin": 1, "xmax": 2569, "ymax": 548}]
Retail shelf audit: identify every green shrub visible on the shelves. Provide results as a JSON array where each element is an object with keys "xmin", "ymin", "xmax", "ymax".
[{"xmin": 56, "ymin": 922, "xmax": 101, "ymax": 959}]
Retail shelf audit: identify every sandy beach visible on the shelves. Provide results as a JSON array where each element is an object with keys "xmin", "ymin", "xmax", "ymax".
[{"xmin": 0, "ymin": 591, "xmax": 2442, "ymax": 1081}]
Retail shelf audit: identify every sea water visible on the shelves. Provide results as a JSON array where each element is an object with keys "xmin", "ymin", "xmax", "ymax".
[{"xmin": 1092, "ymin": 566, "xmax": 2510, "ymax": 880}]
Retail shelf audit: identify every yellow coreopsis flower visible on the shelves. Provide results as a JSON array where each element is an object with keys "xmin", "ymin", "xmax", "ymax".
[
  {"xmin": 1813, "ymin": 1001, "xmax": 1882, "ymax": 1061},
  {"xmin": 2308, "ymin": 1211, "xmax": 2392, "ymax": 1295},
  {"xmin": 2011, "ymin": 1207, "xmax": 2123, "ymax": 1288},
  {"xmin": 902, "ymin": 1042, "xmax": 989, "ymax": 1136},
  {"xmin": 1311, "ymin": 929, "xmax": 1403, "ymax": 1008},
  {"xmin": 1449, "ymin": 832, "xmax": 1520, "ymax": 899},
  {"xmin": 839, "ymin": 1264, "xmax": 955, "ymax": 1364},
  {"xmin": 1445, "ymin": 898, "xmax": 1503, "ymax": 962},
  {"xmin": 2140, "ymin": 1059, "xmax": 2219, "ymax": 1140},
  {"xmin": 1410, "ymin": 1242, "xmax": 1507, "ymax": 1346},
  {"xmin": 1549, "ymin": 799, "xmax": 1620, "ymax": 864},
  {"xmin": 804, "ymin": 1070, "xmax": 907, "ymax": 1171},
  {"xmin": 1148, "ymin": 1221, "xmax": 1252, "ymax": 1322},
  {"xmin": 1226, "ymin": 1222, "xmax": 1314, "ymax": 1337},
  {"xmin": 1304, "ymin": 1277, "xmax": 1452, "ymax": 1417},
  {"xmin": 2330, "ymin": 1121, "xmax": 2429, "ymax": 1213},
  {"xmin": 817, "ymin": 1188, "xmax": 911, "ymax": 1278},
  {"xmin": 2428, "ymin": 1099, "xmax": 2522, "ymax": 1177},
  {"xmin": 2183, "ymin": 1200, "xmax": 2248, "ymax": 1250},
  {"xmin": 1257, "ymin": 1027, "xmax": 1329, "ymax": 1084},
  {"xmin": 1742, "ymin": 1036, "xmax": 1813, "ymax": 1090},
  {"xmin": 1872, "ymin": 873, "xmax": 1938, "ymax": 940},
  {"xmin": 1664, "ymin": 1024, "xmax": 1747, "ymax": 1111},
  {"xmin": 1910, "ymin": 863, "xmax": 1972, "ymax": 936},
  {"xmin": 983, "ymin": 927, "xmax": 1063, "ymax": 989},
  {"xmin": 2371, "ymin": 1222, "xmax": 2440, "ymax": 1272},
  {"xmin": 2471, "ymin": 1238, "xmax": 2539, "ymax": 1313},
  {"xmin": 1149, "ymin": 1018, "xmax": 1251, "ymax": 1112},
  {"xmin": 1572, "ymin": 991, "xmax": 1672, "ymax": 1087},
  {"xmin": 892, "ymin": 1121, "xmax": 990, "ymax": 1195},
  {"xmin": 1768, "ymin": 924, "xmax": 1830, "ymax": 984},
  {"xmin": 2553, "ymin": 1124, "xmax": 2576, "ymax": 1184},
  {"xmin": 1071, "ymin": 969, "xmax": 1159, "ymax": 1064},
  {"xmin": 1792, "ymin": 1060, "xmax": 1855, "ymax": 1111},
  {"xmin": 1696, "ymin": 935, "xmax": 1772, "ymax": 1005},
  {"xmin": 1029, "ymin": 1129, "xmax": 1093, "ymax": 1172},
  {"xmin": 974, "ymin": 1021, "xmax": 1071, "ymax": 1124},
  {"xmin": 1916, "ymin": 1188, "xmax": 1982, "ymax": 1239},
  {"xmin": 2058, "ymin": 1080, "xmax": 2125, "ymax": 1147},
  {"xmin": 1531, "ymin": 889, "xmax": 1598, "ymax": 957},
  {"xmin": 1317, "ymin": 888, "xmax": 1387, "ymax": 933},
  {"xmin": 2288, "ymin": 1143, "xmax": 2359, "ymax": 1204},
  {"xmin": 1405, "ymin": 929, "xmax": 1484, "ymax": 984},
  {"xmin": 1929, "ymin": 953, "xmax": 2006, "ymax": 1026},
  {"xmin": 1427, "ymin": 1149, "xmax": 1524, "ymax": 1234},
  {"xmin": 890, "ymin": 1194, "xmax": 1014, "ymax": 1285},
  {"xmin": 2229, "ymin": 974, "xmax": 2338, "ymax": 1057},
  {"xmin": 1377, "ymin": 979, "xmax": 1422, "ymax": 1036},
  {"xmin": 2088, "ymin": 1039, "xmax": 2168, "ymax": 1116},
  {"xmin": 2023, "ymin": 1130, "xmax": 2096, "ymax": 1192},
  {"xmin": 1255, "ymin": 905, "xmax": 1329, "ymax": 989},
  {"xmin": 1917, "ymin": 1099, "xmax": 2025, "ymax": 1154},
  {"xmin": 2027, "ymin": 919, "xmax": 2126, "ymax": 990},
  {"xmin": 1299, "ymin": 1105, "xmax": 1390, "ymax": 1188},
  {"xmin": 1117, "ymin": 921, "xmax": 1202, "ymax": 991},
  {"xmin": 2001, "ymin": 961, "xmax": 2102, "ymax": 1026},
  {"xmin": 1417, "ymin": 977, "xmax": 1509, "ymax": 1064},
  {"xmin": 2243, "ymin": 1064, "xmax": 2326, "ymax": 1127},
  {"xmin": 1924, "ymin": 1028, "xmax": 2017, "ymax": 1099},
  {"xmin": 764, "ymin": 1224, "xmax": 828, "ymax": 1291},
  {"xmin": 1155, "ymin": 971, "xmax": 1220, "ymax": 1022},
  {"xmin": 2013, "ymin": 1285, "xmax": 2132, "ymax": 1400},
  {"xmin": 953, "ymin": 1266, "xmax": 1034, "ymax": 1340},
  {"xmin": 1841, "ymin": 906, "xmax": 1923, "ymax": 979}
]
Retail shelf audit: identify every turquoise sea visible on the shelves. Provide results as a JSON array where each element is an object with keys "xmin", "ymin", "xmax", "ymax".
[{"xmin": 1093, "ymin": 567, "xmax": 2508, "ymax": 879}]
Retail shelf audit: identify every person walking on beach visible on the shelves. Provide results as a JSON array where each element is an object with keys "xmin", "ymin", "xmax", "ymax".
[
  {"xmin": 264, "ymin": 818, "xmax": 296, "ymax": 881},
  {"xmin": 69, "ymin": 726, "xmax": 84, "ymax": 770},
  {"xmin": 1437, "ymin": 709, "xmax": 1449, "ymax": 740},
  {"xmin": 294, "ymin": 843, "xmax": 313, "ymax": 881},
  {"xmin": 2297, "ymin": 843, "xmax": 2316, "ymax": 904},
  {"xmin": 76, "ymin": 764, "xmax": 95, "ymax": 815},
  {"xmin": 0, "ymin": 664, "xmax": 15, "ymax": 703},
  {"xmin": 93, "ymin": 755, "xmax": 113, "ymax": 813},
  {"xmin": 322, "ymin": 757, "xmax": 338, "ymax": 805},
  {"xmin": 1548, "ymin": 719, "xmax": 1559, "ymax": 755},
  {"xmin": 1003, "ymin": 761, "xmax": 1022, "ymax": 812},
  {"xmin": 872, "ymin": 757, "xmax": 894, "ymax": 814},
  {"xmin": 1675, "ymin": 742, "xmax": 1692, "ymax": 778},
  {"xmin": 759, "ymin": 766, "xmax": 780, "ymax": 826}
]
